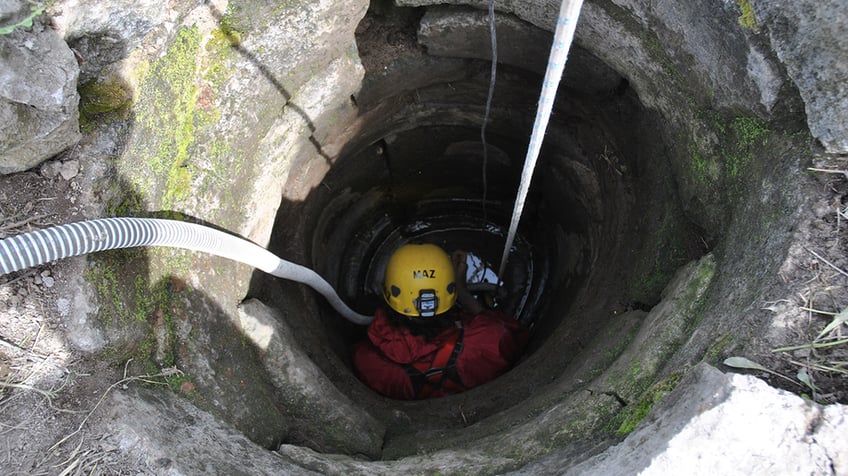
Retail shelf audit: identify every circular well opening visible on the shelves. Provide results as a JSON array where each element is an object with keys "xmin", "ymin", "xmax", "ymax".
[{"xmin": 251, "ymin": 4, "xmax": 708, "ymax": 454}]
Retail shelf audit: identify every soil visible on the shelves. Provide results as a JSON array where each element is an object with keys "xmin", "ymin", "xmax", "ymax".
[
  {"xmin": 753, "ymin": 155, "xmax": 848, "ymax": 404},
  {"xmin": 0, "ymin": 155, "xmax": 141, "ymax": 474}
]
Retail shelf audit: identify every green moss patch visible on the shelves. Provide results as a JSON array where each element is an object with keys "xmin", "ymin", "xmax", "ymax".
[
  {"xmin": 87, "ymin": 251, "xmax": 187, "ymax": 370},
  {"xmin": 735, "ymin": 0, "xmax": 758, "ymax": 30},
  {"xmin": 125, "ymin": 26, "xmax": 202, "ymax": 210},
  {"xmin": 723, "ymin": 116, "xmax": 769, "ymax": 180},
  {"xmin": 614, "ymin": 372, "xmax": 684, "ymax": 436},
  {"xmin": 79, "ymin": 77, "xmax": 134, "ymax": 118}
]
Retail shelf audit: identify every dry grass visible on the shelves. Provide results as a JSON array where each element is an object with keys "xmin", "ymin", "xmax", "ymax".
[
  {"xmin": 770, "ymin": 261, "xmax": 848, "ymax": 403},
  {"xmin": 726, "ymin": 164, "xmax": 848, "ymax": 403}
]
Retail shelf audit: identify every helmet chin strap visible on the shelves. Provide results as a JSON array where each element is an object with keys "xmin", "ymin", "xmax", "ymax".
[{"xmin": 414, "ymin": 289, "xmax": 439, "ymax": 317}]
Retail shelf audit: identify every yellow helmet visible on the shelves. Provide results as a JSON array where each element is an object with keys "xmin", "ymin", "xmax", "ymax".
[{"xmin": 383, "ymin": 243, "xmax": 457, "ymax": 317}]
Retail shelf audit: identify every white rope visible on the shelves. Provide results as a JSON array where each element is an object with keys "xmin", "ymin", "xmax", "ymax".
[
  {"xmin": 497, "ymin": 0, "xmax": 585, "ymax": 280},
  {"xmin": 481, "ymin": 0, "xmax": 498, "ymax": 221}
]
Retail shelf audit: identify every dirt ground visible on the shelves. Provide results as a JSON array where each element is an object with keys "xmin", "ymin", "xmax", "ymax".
[
  {"xmin": 0, "ymin": 156, "xmax": 145, "ymax": 474},
  {"xmin": 756, "ymin": 155, "xmax": 848, "ymax": 404}
]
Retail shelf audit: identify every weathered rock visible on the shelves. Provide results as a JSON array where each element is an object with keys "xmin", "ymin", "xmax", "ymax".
[
  {"xmin": 237, "ymin": 298, "xmax": 385, "ymax": 458},
  {"xmin": 93, "ymin": 364, "xmax": 847, "ymax": 475},
  {"xmin": 58, "ymin": 269, "xmax": 106, "ymax": 352},
  {"xmin": 418, "ymin": 6, "xmax": 623, "ymax": 95},
  {"xmin": 50, "ymin": 0, "xmax": 168, "ymax": 82},
  {"xmin": 97, "ymin": 385, "xmax": 511, "ymax": 476},
  {"xmin": 753, "ymin": 0, "xmax": 848, "ymax": 153},
  {"xmin": 171, "ymin": 290, "xmax": 291, "ymax": 450},
  {"xmin": 529, "ymin": 0, "xmax": 784, "ymax": 115},
  {"xmin": 59, "ymin": 158, "xmax": 80, "ymax": 180},
  {"xmin": 419, "ymin": 6, "xmax": 550, "ymax": 74},
  {"xmin": 398, "ymin": 0, "xmax": 846, "ymax": 154},
  {"xmin": 98, "ymin": 387, "xmax": 318, "ymax": 475},
  {"xmin": 658, "ymin": 0, "xmax": 783, "ymax": 112},
  {"xmin": 515, "ymin": 364, "xmax": 848, "ymax": 475},
  {"xmin": 39, "ymin": 159, "xmax": 62, "ymax": 179},
  {"xmin": 0, "ymin": 9, "xmax": 80, "ymax": 174}
]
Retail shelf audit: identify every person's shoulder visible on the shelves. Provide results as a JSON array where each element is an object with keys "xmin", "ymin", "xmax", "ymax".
[{"xmin": 459, "ymin": 309, "xmax": 514, "ymax": 331}]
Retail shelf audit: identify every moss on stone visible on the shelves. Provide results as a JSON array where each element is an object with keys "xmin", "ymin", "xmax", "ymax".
[
  {"xmin": 735, "ymin": 0, "xmax": 758, "ymax": 30},
  {"xmin": 86, "ymin": 250, "xmax": 187, "ymax": 370},
  {"xmin": 205, "ymin": 13, "xmax": 239, "ymax": 81},
  {"xmin": 691, "ymin": 145, "xmax": 709, "ymax": 181},
  {"xmin": 547, "ymin": 395, "xmax": 623, "ymax": 451},
  {"xmin": 115, "ymin": 18, "xmax": 247, "ymax": 225},
  {"xmin": 705, "ymin": 333, "xmax": 734, "ymax": 360},
  {"xmin": 85, "ymin": 257, "xmax": 133, "ymax": 322},
  {"xmin": 604, "ymin": 257, "xmax": 714, "ymax": 438},
  {"xmin": 212, "ymin": 19, "xmax": 242, "ymax": 49},
  {"xmin": 164, "ymin": 372, "xmax": 193, "ymax": 393},
  {"xmin": 679, "ymin": 108, "xmax": 774, "ymax": 237},
  {"xmin": 127, "ymin": 26, "xmax": 202, "ymax": 210},
  {"xmin": 615, "ymin": 371, "xmax": 684, "ymax": 436},
  {"xmin": 724, "ymin": 116, "xmax": 769, "ymax": 181},
  {"xmin": 106, "ymin": 181, "xmax": 145, "ymax": 216},
  {"xmin": 78, "ymin": 77, "xmax": 134, "ymax": 117}
]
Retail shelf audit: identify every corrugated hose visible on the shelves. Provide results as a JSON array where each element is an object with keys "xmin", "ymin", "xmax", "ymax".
[{"xmin": 0, "ymin": 217, "xmax": 373, "ymax": 325}]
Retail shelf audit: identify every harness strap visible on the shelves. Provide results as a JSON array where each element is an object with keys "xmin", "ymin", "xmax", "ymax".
[{"xmin": 405, "ymin": 327, "xmax": 466, "ymax": 399}]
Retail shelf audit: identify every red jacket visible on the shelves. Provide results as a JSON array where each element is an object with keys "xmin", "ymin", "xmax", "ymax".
[{"xmin": 353, "ymin": 307, "xmax": 527, "ymax": 400}]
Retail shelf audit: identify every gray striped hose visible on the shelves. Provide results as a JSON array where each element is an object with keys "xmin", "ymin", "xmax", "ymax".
[{"xmin": 0, "ymin": 217, "xmax": 373, "ymax": 325}]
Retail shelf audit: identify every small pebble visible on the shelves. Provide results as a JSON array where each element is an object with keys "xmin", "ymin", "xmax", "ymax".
[
  {"xmin": 60, "ymin": 160, "xmax": 81, "ymax": 180},
  {"xmin": 43, "ymin": 276, "xmax": 55, "ymax": 288},
  {"xmin": 57, "ymin": 298, "xmax": 70, "ymax": 316}
]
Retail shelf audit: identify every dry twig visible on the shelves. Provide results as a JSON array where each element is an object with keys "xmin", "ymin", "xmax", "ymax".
[
  {"xmin": 806, "ymin": 247, "xmax": 848, "ymax": 279},
  {"xmin": 0, "ymin": 213, "xmax": 53, "ymax": 232},
  {"xmin": 808, "ymin": 167, "xmax": 848, "ymax": 180}
]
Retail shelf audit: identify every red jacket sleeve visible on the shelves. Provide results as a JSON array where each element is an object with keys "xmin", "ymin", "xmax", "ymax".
[
  {"xmin": 455, "ymin": 310, "xmax": 528, "ymax": 389},
  {"xmin": 352, "ymin": 339, "xmax": 416, "ymax": 400}
]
